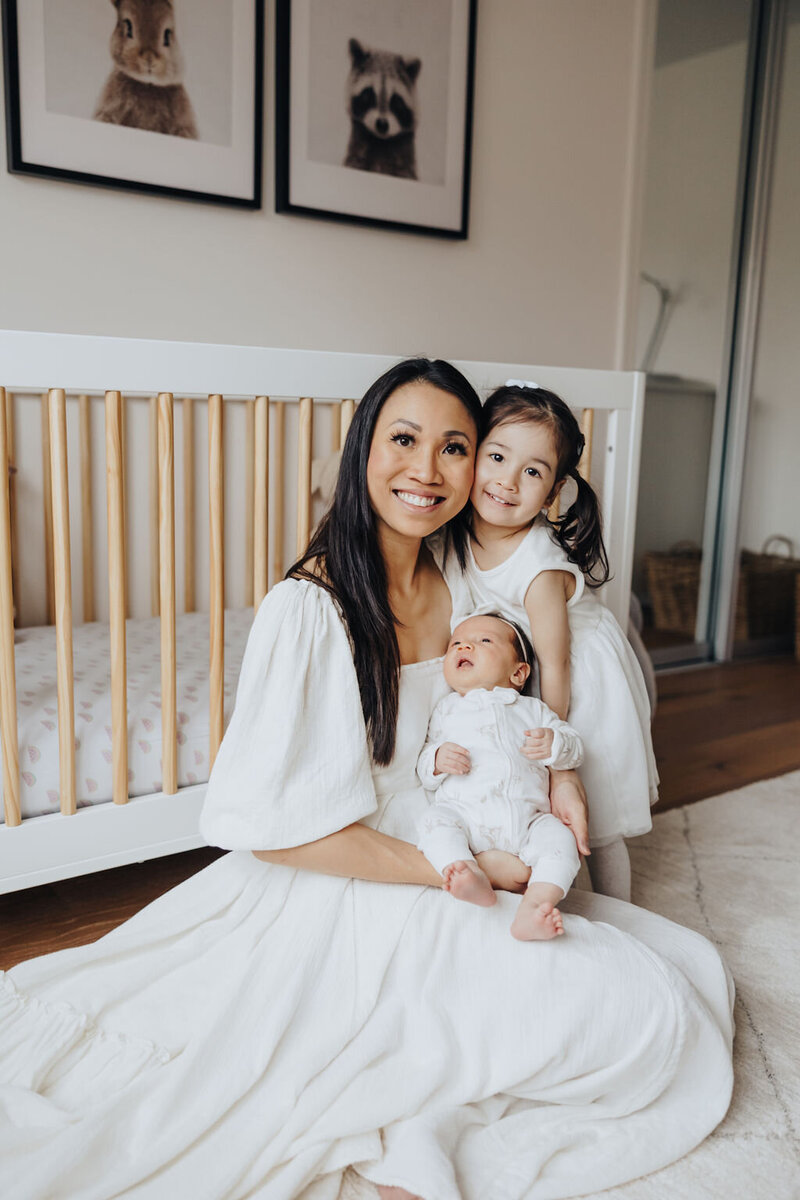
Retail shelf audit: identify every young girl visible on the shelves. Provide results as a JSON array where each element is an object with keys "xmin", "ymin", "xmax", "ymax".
[{"xmin": 454, "ymin": 381, "xmax": 659, "ymax": 901}]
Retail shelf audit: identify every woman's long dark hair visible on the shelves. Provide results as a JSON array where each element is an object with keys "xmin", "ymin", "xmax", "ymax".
[
  {"xmin": 480, "ymin": 385, "xmax": 610, "ymax": 587},
  {"xmin": 288, "ymin": 358, "xmax": 481, "ymax": 765}
]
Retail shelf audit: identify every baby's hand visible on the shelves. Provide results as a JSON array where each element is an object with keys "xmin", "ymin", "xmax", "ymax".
[
  {"xmin": 434, "ymin": 743, "xmax": 471, "ymax": 776},
  {"xmin": 521, "ymin": 727, "xmax": 554, "ymax": 761}
]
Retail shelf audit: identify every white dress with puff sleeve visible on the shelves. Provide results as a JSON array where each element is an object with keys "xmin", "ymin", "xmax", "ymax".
[{"xmin": 0, "ymin": 579, "xmax": 733, "ymax": 1200}]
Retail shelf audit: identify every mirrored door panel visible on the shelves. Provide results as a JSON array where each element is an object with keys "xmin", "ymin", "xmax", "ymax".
[{"xmin": 631, "ymin": 0, "xmax": 753, "ymax": 663}]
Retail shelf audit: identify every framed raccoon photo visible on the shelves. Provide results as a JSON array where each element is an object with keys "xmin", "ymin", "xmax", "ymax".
[
  {"xmin": 275, "ymin": 0, "xmax": 477, "ymax": 239},
  {"xmin": 1, "ymin": 0, "xmax": 264, "ymax": 208}
]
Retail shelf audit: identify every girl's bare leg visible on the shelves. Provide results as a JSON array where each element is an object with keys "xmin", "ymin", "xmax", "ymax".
[
  {"xmin": 587, "ymin": 836, "xmax": 631, "ymax": 901},
  {"xmin": 510, "ymin": 881, "xmax": 564, "ymax": 941},
  {"xmin": 377, "ymin": 1188, "xmax": 424, "ymax": 1200}
]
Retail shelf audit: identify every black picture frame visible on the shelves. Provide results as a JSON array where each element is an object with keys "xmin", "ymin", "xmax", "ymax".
[
  {"xmin": 2, "ymin": 0, "xmax": 264, "ymax": 209},
  {"xmin": 275, "ymin": 0, "xmax": 477, "ymax": 239}
]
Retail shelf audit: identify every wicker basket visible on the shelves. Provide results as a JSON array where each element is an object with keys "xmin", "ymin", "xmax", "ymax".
[
  {"xmin": 740, "ymin": 536, "xmax": 800, "ymax": 640},
  {"xmin": 644, "ymin": 542, "xmax": 748, "ymax": 640},
  {"xmin": 645, "ymin": 543, "xmax": 703, "ymax": 637}
]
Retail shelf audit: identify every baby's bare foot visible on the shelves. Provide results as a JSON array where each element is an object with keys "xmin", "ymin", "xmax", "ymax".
[
  {"xmin": 510, "ymin": 896, "xmax": 564, "ymax": 941},
  {"xmin": 377, "ymin": 1187, "xmax": 424, "ymax": 1200},
  {"xmin": 443, "ymin": 860, "xmax": 497, "ymax": 907}
]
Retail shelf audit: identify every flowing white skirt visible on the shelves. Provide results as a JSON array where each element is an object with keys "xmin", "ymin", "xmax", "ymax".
[{"xmin": 1, "ymin": 837, "xmax": 733, "ymax": 1200}]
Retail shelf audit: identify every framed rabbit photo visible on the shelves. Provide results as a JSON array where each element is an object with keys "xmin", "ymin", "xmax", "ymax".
[
  {"xmin": 275, "ymin": 0, "xmax": 478, "ymax": 239},
  {"xmin": 2, "ymin": 0, "xmax": 264, "ymax": 208}
]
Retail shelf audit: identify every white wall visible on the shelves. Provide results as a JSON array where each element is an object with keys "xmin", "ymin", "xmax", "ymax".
[
  {"xmin": 0, "ymin": 1, "xmax": 649, "ymax": 369},
  {"xmin": 634, "ymin": 39, "xmax": 747, "ymax": 381}
]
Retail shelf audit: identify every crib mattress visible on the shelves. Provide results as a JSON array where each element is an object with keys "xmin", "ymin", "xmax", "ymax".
[{"xmin": 1, "ymin": 610, "xmax": 254, "ymax": 822}]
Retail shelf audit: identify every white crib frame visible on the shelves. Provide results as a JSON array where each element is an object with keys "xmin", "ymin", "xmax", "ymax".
[{"xmin": 0, "ymin": 330, "xmax": 645, "ymax": 893}]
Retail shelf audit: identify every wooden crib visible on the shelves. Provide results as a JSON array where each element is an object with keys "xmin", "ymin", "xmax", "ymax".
[{"xmin": 0, "ymin": 330, "xmax": 645, "ymax": 893}]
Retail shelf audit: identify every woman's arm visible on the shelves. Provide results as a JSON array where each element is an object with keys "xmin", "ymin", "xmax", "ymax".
[
  {"xmin": 524, "ymin": 570, "xmax": 573, "ymax": 720},
  {"xmin": 253, "ymin": 822, "xmax": 443, "ymax": 886},
  {"xmin": 254, "ymin": 826, "xmax": 533, "ymax": 892}
]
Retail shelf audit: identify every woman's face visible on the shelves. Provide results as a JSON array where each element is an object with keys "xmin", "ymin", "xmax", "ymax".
[{"xmin": 367, "ymin": 380, "xmax": 477, "ymax": 542}]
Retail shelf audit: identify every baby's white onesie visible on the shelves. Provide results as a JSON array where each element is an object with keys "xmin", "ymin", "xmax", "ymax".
[{"xmin": 416, "ymin": 687, "xmax": 583, "ymax": 897}]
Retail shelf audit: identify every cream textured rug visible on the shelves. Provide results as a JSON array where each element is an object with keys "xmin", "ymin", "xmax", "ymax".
[{"xmin": 342, "ymin": 770, "xmax": 800, "ymax": 1199}]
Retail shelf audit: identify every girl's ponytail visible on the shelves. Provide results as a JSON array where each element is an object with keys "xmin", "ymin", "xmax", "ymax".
[{"xmin": 552, "ymin": 466, "xmax": 610, "ymax": 588}]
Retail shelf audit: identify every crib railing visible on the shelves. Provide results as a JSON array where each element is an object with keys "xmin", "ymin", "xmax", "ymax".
[
  {"xmin": 0, "ymin": 384, "xmax": 356, "ymax": 828},
  {"xmin": 0, "ymin": 330, "xmax": 643, "ymax": 890}
]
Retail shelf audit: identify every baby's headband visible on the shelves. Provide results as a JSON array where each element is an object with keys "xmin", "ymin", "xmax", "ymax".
[{"xmin": 451, "ymin": 606, "xmax": 531, "ymax": 666}]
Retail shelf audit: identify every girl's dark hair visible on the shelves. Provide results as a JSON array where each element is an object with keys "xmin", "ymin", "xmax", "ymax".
[
  {"xmin": 480, "ymin": 385, "xmax": 610, "ymax": 587},
  {"xmin": 288, "ymin": 358, "xmax": 481, "ymax": 765}
]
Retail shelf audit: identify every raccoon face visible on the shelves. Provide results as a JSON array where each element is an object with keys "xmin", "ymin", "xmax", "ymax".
[{"xmin": 346, "ymin": 38, "xmax": 421, "ymax": 140}]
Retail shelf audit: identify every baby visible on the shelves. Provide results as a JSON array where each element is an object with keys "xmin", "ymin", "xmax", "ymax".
[{"xmin": 417, "ymin": 613, "xmax": 583, "ymax": 941}]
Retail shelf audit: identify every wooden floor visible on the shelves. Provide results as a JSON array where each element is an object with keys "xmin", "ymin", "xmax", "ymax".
[{"xmin": 2, "ymin": 655, "xmax": 798, "ymax": 970}]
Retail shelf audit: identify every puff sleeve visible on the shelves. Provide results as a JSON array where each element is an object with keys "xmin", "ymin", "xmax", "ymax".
[{"xmin": 199, "ymin": 579, "xmax": 377, "ymax": 850}]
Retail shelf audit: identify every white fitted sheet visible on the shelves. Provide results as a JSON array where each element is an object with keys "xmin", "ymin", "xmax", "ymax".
[{"xmin": 1, "ymin": 609, "xmax": 254, "ymax": 822}]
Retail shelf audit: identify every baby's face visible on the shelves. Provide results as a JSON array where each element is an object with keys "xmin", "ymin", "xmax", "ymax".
[{"xmin": 443, "ymin": 616, "xmax": 528, "ymax": 696}]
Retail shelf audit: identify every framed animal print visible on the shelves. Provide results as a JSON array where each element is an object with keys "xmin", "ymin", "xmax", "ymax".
[
  {"xmin": 1, "ymin": 0, "xmax": 264, "ymax": 208},
  {"xmin": 275, "ymin": 0, "xmax": 477, "ymax": 239}
]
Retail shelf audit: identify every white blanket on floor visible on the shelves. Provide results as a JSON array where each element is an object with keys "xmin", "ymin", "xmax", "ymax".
[{"xmin": 0, "ymin": 854, "xmax": 733, "ymax": 1200}]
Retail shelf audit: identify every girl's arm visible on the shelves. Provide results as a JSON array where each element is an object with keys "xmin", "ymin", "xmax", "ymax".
[
  {"xmin": 524, "ymin": 569, "xmax": 573, "ymax": 720},
  {"xmin": 524, "ymin": 570, "xmax": 590, "ymax": 856}
]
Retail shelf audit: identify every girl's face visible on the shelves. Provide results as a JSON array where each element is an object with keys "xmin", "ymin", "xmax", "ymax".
[
  {"xmin": 367, "ymin": 381, "xmax": 477, "ymax": 543},
  {"xmin": 471, "ymin": 418, "xmax": 561, "ymax": 530}
]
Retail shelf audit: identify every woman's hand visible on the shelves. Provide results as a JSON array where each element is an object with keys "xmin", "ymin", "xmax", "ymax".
[
  {"xmin": 549, "ymin": 769, "xmax": 590, "ymax": 857},
  {"xmin": 475, "ymin": 850, "xmax": 531, "ymax": 894}
]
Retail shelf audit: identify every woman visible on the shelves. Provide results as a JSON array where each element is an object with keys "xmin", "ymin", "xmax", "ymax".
[{"xmin": 1, "ymin": 360, "xmax": 732, "ymax": 1200}]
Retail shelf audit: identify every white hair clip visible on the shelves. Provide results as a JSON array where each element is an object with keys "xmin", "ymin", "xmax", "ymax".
[{"xmin": 505, "ymin": 378, "xmax": 540, "ymax": 391}]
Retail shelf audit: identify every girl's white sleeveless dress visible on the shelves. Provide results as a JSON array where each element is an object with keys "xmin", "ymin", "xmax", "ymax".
[
  {"xmin": 0, "ymin": 580, "xmax": 732, "ymax": 1200},
  {"xmin": 458, "ymin": 518, "xmax": 659, "ymax": 848}
]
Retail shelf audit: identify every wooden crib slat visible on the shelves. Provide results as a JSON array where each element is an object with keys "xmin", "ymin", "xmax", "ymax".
[
  {"xmin": 253, "ymin": 396, "xmax": 269, "ymax": 608},
  {"xmin": 49, "ymin": 389, "xmax": 76, "ymax": 816},
  {"xmin": 330, "ymin": 403, "xmax": 341, "ymax": 454},
  {"xmin": 183, "ymin": 397, "xmax": 195, "ymax": 613},
  {"xmin": 40, "ymin": 394, "xmax": 55, "ymax": 626},
  {"xmin": 244, "ymin": 399, "xmax": 254, "ymax": 607},
  {"xmin": 272, "ymin": 402, "xmax": 285, "ymax": 583},
  {"xmin": 157, "ymin": 393, "xmax": 178, "ymax": 795},
  {"xmin": 79, "ymin": 395, "xmax": 95, "ymax": 623},
  {"xmin": 149, "ymin": 396, "xmax": 160, "ymax": 618},
  {"xmin": 340, "ymin": 399, "xmax": 355, "ymax": 446},
  {"xmin": 0, "ymin": 388, "xmax": 20, "ymax": 827},
  {"xmin": 208, "ymin": 395, "xmax": 225, "ymax": 766},
  {"xmin": 105, "ymin": 392, "xmax": 129, "ymax": 806},
  {"xmin": 121, "ymin": 396, "xmax": 130, "ymax": 620},
  {"xmin": 296, "ymin": 397, "xmax": 313, "ymax": 558},
  {"xmin": 5, "ymin": 391, "xmax": 18, "ymax": 628},
  {"xmin": 579, "ymin": 408, "xmax": 595, "ymax": 480}
]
